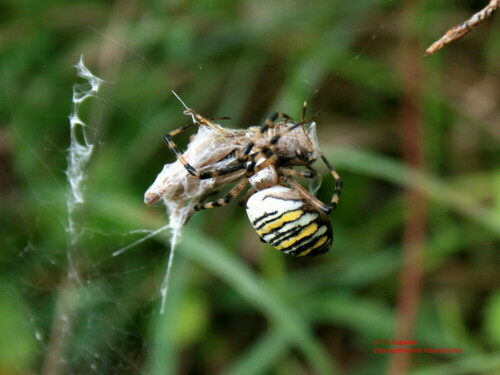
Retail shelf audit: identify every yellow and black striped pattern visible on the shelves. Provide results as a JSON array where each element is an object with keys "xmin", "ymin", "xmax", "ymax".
[{"xmin": 246, "ymin": 186, "xmax": 332, "ymax": 257}]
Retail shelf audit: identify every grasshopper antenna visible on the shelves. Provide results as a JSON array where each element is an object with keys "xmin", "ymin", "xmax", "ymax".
[
  {"xmin": 172, "ymin": 90, "xmax": 190, "ymax": 110},
  {"xmin": 172, "ymin": 90, "xmax": 197, "ymax": 123}
]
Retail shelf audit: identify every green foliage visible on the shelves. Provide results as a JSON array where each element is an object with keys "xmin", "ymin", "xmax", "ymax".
[{"xmin": 1, "ymin": 0, "xmax": 499, "ymax": 374}]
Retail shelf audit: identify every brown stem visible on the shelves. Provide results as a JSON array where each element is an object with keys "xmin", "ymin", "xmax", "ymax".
[
  {"xmin": 41, "ymin": 273, "xmax": 79, "ymax": 375},
  {"xmin": 387, "ymin": 2, "xmax": 426, "ymax": 375},
  {"xmin": 425, "ymin": 0, "xmax": 499, "ymax": 55}
]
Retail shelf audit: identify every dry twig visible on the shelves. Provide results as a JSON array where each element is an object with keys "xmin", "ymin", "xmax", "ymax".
[{"xmin": 425, "ymin": 0, "xmax": 499, "ymax": 56}]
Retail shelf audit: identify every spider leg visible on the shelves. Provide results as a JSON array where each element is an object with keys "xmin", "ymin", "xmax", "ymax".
[
  {"xmin": 164, "ymin": 112, "xmax": 243, "ymax": 179},
  {"xmin": 201, "ymin": 160, "xmax": 250, "ymax": 179},
  {"xmin": 280, "ymin": 167, "xmax": 317, "ymax": 179},
  {"xmin": 238, "ymin": 112, "xmax": 293, "ymax": 163},
  {"xmin": 282, "ymin": 177, "xmax": 333, "ymax": 214},
  {"xmin": 166, "ymin": 109, "xmax": 291, "ymax": 180},
  {"xmin": 163, "ymin": 129, "xmax": 209, "ymax": 179},
  {"xmin": 244, "ymin": 153, "xmax": 279, "ymax": 177},
  {"xmin": 164, "ymin": 136, "xmax": 246, "ymax": 179},
  {"xmin": 266, "ymin": 112, "xmax": 319, "ymax": 148},
  {"xmin": 239, "ymin": 164, "xmax": 314, "ymax": 208},
  {"xmin": 238, "ymin": 187, "xmax": 257, "ymax": 206},
  {"xmin": 320, "ymin": 155, "xmax": 343, "ymax": 212},
  {"xmin": 245, "ymin": 114, "xmax": 318, "ymax": 174},
  {"xmin": 194, "ymin": 178, "xmax": 249, "ymax": 210}
]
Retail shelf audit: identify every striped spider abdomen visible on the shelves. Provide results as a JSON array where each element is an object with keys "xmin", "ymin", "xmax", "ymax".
[{"xmin": 246, "ymin": 185, "xmax": 333, "ymax": 257}]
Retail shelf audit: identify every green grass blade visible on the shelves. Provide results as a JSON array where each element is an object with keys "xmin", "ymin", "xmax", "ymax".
[
  {"xmin": 411, "ymin": 352, "xmax": 500, "ymax": 375},
  {"xmin": 223, "ymin": 329, "xmax": 288, "ymax": 375},
  {"xmin": 329, "ymin": 148, "xmax": 500, "ymax": 234},
  {"xmin": 177, "ymin": 230, "xmax": 339, "ymax": 375}
]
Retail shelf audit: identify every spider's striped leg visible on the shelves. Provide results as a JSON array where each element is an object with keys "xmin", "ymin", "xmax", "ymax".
[
  {"xmin": 163, "ymin": 122, "xmax": 204, "ymax": 176},
  {"xmin": 237, "ymin": 112, "xmax": 293, "ymax": 163},
  {"xmin": 238, "ymin": 187, "xmax": 256, "ymax": 206},
  {"xmin": 283, "ymin": 177, "xmax": 333, "ymax": 214},
  {"xmin": 164, "ymin": 138, "xmax": 246, "ymax": 180},
  {"xmin": 172, "ymin": 111, "xmax": 289, "ymax": 180},
  {"xmin": 244, "ymin": 114, "xmax": 318, "ymax": 174},
  {"xmin": 267, "ymin": 112, "xmax": 319, "ymax": 146},
  {"xmin": 320, "ymin": 155, "xmax": 343, "ymax": 212},
  {"xmin": 280, "ymin": 167, "xmax": 317, "ymax": 179},
  {"xmin": 163, "ymin": 108, "xmax": 222, "ymax": 179},
  {"xmin": 164, "ymin": 109, "xmax": 244, "ymax": 180},
  {"xmin": 280, "ymin": 167, "xmax": 321, "ymax": 196},
  {"xmin": 244, "ymin": 153, "xmax": 279, "ymax": 177},
  {"xmin": 194, "ymin": 178, "xmax": 249, "ymax": 210},
  {"xmin": 163, "ymin": 125, "xmax": 207, "ymax": 179}
]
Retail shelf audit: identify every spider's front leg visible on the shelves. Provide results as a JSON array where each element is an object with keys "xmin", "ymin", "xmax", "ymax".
[
  {"xmin": 164, "ymin": 108, "xmax": 234, "ymax": 180},
  {"xmin": 164, "ymin": 130, "xmax": 243, "ymax": 180},
  {"xmin": 237, "ymin": 112, "xmax": 293, "ymax": 165},
  {"xmin": 163, "ymin": 130, "xmax": 208, "ymax": 179},
  {"xmin": 244, "ymin": 113, "xmax": 319, "ymax": 175},
  {"xmin": 320, "ymin": 155, "xmax": 343, "ymax": 212}
]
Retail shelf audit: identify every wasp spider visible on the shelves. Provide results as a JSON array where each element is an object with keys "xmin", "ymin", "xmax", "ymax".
[{"xmin": 162, "ymin": 103, "xmax": 343, "ymax": 257}]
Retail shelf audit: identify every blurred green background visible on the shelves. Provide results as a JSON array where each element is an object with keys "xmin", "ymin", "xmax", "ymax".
[{"xmin": 1, "ymin": 0, "xmax": 499, "ymax": 374}]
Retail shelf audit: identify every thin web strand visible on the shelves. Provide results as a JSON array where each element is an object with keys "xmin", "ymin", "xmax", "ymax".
[{"xmin": 112, "ymin": 224, "xmax": 170, "ymax": 256}]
